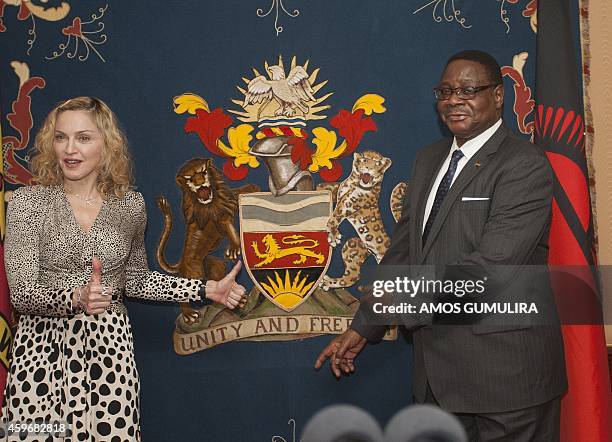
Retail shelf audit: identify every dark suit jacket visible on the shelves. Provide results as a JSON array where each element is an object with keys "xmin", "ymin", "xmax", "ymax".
[{"xmin": 351, "ymin": 124, "xmax": 567, "ymax": 413}]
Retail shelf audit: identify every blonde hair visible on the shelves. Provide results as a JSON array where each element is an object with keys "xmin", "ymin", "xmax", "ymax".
[{"xmin": 30, "ymin": 96, "xmax": 134, "ymax": 198}]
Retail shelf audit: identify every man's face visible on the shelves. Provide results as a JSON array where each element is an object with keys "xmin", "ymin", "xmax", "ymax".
[{"xmin": 436, "ymin": 60, "xmax": 504, "ymax": 146}]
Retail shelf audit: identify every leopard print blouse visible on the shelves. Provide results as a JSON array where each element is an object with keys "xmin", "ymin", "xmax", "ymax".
[{"xmin": 2, "ymin": 185, "xmax": 202, "ymax": 441}]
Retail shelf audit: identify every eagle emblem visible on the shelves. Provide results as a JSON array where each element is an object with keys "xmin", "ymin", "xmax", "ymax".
[
  {"xmin": 229, "ymin": 55, "xmax": 331, "ymax": 128},
  {"xmin": 244, "ymin": 64, "xmax": 315, "ymax": 118}
]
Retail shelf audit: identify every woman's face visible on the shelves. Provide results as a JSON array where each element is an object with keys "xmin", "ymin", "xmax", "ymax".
[{"xmin": 53, "ymin": 110, "xmax": 104, "ymax": 185}]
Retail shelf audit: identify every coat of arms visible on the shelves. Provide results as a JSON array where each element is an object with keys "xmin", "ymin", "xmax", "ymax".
[
  {"xmin": 164, "ymin": 55, "xmax": 400, "ymax": 354},
  {"xmin": 240, "ymin": 191, "xmax": 332, "ymax": 311}
]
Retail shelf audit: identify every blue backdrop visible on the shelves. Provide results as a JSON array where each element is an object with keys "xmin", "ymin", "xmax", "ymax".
[{"xmin": 0, "ymin": 1, "xmax": 581, "ymax": 440}]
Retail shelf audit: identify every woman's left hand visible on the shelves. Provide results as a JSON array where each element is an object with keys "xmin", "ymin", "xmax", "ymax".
[{"xmin": 205, "ymin": 261, "xmax": 247, "ymax": 309}]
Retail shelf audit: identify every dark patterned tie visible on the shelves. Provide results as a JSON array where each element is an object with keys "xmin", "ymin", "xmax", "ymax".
[{"xmin": 422, "ymin": 149, "xmax": 464, "ymax": 245}]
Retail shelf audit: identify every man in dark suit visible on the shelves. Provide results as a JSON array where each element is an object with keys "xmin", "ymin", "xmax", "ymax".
[{"xmin": 315, "ymin": 50, "xmax": 567, "ymax": 440}]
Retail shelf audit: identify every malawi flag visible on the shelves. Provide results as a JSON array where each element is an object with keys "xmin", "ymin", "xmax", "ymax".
[{"xmin": 535, "ymin": 0, "xmax": 612, "ymax": 440}]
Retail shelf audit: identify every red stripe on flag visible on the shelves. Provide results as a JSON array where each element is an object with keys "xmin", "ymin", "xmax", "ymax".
[
  {"xmin": 567, "ymin": 114, "xmax": 582, "ymax": 145},
  {"xmin": 547, "ymin": 201, "xmax": 612, "ymax": 441},
  {"xmin": 574, "ymin": 122, "xmax": 584, "ymax": 149},
  {"xmin": 543, "ymin": 106, "xmax": 554, "ymax": 136},
  {"xmin": 551, "ymin": 107, "xmax": 565, "ymax": 139},
  {"xmin": 548, "ymin": 202, "xmax": 600, "ymax": 325},
  {"xmin": 547, "ymin": 199, "xmax": 587, "ymax": 266},
  {"xmin": 560, "ymin": 325, "xmax": 612, "ymax": 441},
  {"xmin": 557, "ymin": 110, "xmax": 575, "ymax": 143},
  {"xmin": 545, "ymin": 151, "xmax": 590, "ymax": 231},
  {"xmin": 546, "ymin": 193, "xmax": 612, "ymax": 442}
]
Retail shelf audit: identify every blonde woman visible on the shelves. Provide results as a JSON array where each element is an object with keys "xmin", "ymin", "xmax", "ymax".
[{"xmin": 2, "ymin": 97, "xmax": 245, "ymax": 441}]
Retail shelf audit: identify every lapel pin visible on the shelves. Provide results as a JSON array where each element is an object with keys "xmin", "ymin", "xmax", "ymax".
[{"xmin": 475, "ymin": 161, "xmax": 481, "ymax": 168}]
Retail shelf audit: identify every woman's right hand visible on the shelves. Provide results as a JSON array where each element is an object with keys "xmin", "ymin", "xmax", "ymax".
[
  {"xmin": 73, "ymin": 256, "xmax": 112, "ymax": 315},
  {"xmin": 204, "ymin": 261, "xmax": 247, "ymax": 309}
]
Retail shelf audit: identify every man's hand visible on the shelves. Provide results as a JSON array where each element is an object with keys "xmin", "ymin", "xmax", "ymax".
[{"xmin": 314, "ymin": 329, "xmax": 368, "ymax": 378}]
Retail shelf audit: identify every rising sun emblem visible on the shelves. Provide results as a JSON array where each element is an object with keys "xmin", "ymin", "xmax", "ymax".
[{"xmin": 261, "ymin": 270, "xmax": 316, "ymax": 309}]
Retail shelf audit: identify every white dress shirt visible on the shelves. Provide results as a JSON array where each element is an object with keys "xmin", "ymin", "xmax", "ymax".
[{"xmin": 422, "ymin": 118, "xmax": 502, "ymax": 233}]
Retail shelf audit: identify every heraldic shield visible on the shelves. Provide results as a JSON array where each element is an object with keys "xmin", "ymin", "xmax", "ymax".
[{"xmin": 239, "ymin": 191, "xmax": 332, "ymax": 312}]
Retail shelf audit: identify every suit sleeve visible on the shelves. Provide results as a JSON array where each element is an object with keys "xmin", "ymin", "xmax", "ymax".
[
  {"xmin": 5, "ymin": 188, "xmax": 76, "ymax": 317},
  {"xmin": 124, "ymin": 193, "xmax": 203, "ymax": 302}
]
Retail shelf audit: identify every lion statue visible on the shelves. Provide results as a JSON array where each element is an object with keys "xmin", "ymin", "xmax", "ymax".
[{"xmin": 156, "ymin": 158, "xmax": 258, "ymax": 324}]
